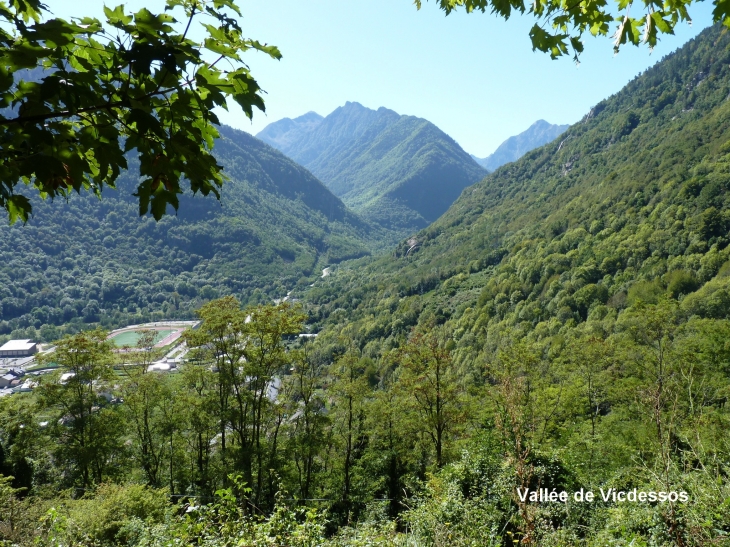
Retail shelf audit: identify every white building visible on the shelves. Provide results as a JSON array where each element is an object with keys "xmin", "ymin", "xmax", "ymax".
[{"xmin": 0, "ymin": 339, "xmax": 38, "ymax": 358}]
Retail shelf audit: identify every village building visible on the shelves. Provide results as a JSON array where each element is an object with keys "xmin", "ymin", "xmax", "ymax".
[
  {"xmin": 0, "ymin": 369, "xmax": 24, "ymax": 388},
  {"xmin": 0, "ymin": 373, "xmax": 16, "ymax": 388}
]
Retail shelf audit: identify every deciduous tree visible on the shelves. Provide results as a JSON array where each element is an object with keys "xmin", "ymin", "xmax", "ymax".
[
  {"xmin": 185, "ymin": 297, "xmax": 305, "ymax": 507},
  {"xmin": 418, "ymin": 0, "xmax": 727, "ymax": 61},
  {"xmin": 121, "ymin": 330, "xmax": 168, "ymax": 487},
  {"xmin": 0, "ymin": 0, "xmax": 279, "ymax": 223},
  {"xmin": 394, "ymin": 329, "xmax": 465, "ymax": 469},
  {"xmin": 36, "ymin": 329, "xmax": 122, "ymax": 487},
  {"xmin": 327, "ymin": 342, "xmax": 370, "ymax": 518}
]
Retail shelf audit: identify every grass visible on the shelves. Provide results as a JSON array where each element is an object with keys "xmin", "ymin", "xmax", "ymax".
[
  {"xmin": 25, "ymin": 362, "xmax": 59, "ymax": 371},
  {"xmin": 110, "ymin": 329, "xmax": 175, "ymax": 348}
]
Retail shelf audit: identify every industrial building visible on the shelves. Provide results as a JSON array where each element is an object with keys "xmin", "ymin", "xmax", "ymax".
[{"xmin": 0, "ymin": 339, "xmax": 38, "ymax": 358}]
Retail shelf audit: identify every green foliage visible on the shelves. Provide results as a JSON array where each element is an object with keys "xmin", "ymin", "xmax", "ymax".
[
  {"xmin": 415, "ymin": 0, "xmax": 719, "ymax": 62},
  {"xmin": 0, "ymin": 0, "xmax": 281, "ymax": 223},
  {"xmin": 52, "ymin": 483, "xmax": 170, "ymax": 546},
  {"xmin": 121, "ymin": 334, "xmax": 175, "ymax": 488},
  {"xmin": 257, "ymin": 102, "xmax": 487, "ymax": 238},
  {"xmin": 0, "ymin": 474, "xmax": 28, "ymax": 544},
  {"xmin": 184, "ymin": 297, "xmax": 308, "ymax": 506},
  {"xmin": 36, "ymin": 329, "xmax": 122, "ymax": 488},
  {"xmin": 391, "ymin": 330, "xmax": 467, "ymax": 468},
  {"xmin": 30, "ymin": 476, "xmax": 327, "ymax": 547}
]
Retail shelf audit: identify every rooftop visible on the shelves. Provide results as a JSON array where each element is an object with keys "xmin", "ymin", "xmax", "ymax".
[{"xmin": 0, "ymin": 339, "xmax": 36, "ymax": 351}]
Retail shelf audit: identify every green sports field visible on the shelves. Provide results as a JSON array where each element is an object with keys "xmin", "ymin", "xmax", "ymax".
[{"xmin": 110, "ymin": 329, "xmax": 175, "ymax": 348}]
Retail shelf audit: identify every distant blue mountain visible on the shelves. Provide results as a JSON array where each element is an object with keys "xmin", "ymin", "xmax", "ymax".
[
  {"xmin": 255, "ymin": 112, "xmax": 324, "ymax": 157},
  {"xmin": 472, "ymin": 120, "xmax": 569, "ymax": 172}
]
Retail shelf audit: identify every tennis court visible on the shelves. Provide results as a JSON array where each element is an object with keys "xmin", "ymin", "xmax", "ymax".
[{"xmin": 110, "ymin": 329, "xmax": 174, "ymax": 348}]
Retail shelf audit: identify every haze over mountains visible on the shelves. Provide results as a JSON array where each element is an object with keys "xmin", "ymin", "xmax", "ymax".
[
  {"xmin": 257, "ymin": 102, "xmax": 487, "ymax": 235},
  {"xmin": 470, "ymin": 119, "xmax": 569, "ymax": 171}
]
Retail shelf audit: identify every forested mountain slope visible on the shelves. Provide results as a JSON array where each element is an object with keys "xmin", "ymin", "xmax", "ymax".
[
  {"xmin": 309, "ymin": 23, "xmax": 730, "ymax": 351},
  {"xmin": 257, "ymin": 102, "xmax": 487, "ymax": 235},
  {"xmin": 471, "ymin": 119, "xmax": 569, "ymax": 171},
  {"xmin": 286, "ymin": 26, "xmax": 730, "ymax": 543},
  {"xmin": 0, "ymin": 126, "xmax": 373, "ymax": 340}
]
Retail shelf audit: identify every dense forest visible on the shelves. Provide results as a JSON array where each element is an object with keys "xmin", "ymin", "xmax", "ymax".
[
  {"xmin": 3, "ymin": 21, "xmax": 730, "ymax": 547},
  {"xmin": 0, "ymin": 126, "xmax": 377, "ymax": 345},
  {"xmin": 307, "ymin": 24, "xmax": 730, "ymax": 339}
]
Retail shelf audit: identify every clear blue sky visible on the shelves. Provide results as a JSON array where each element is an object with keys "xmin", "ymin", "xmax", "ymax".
[{"xmin": 54, "ymin": 1, "xmax": 715, "ymax": 156}]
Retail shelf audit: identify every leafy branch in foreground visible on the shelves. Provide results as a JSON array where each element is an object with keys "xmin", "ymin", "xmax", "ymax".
[
  {"xmin": 416, "ymin": 0, "xmax": 712, "ymax": 61},
  {"xmin": 0, "ymin": 0, "xmax": 281, "ymax": 223}
]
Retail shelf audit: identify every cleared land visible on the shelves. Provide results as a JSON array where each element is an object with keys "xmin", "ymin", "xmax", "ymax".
[
  {"xmin": 112, "ymin": 329, "xmax": 176, "ymax": 348},
  {"xmin": 110, "ymin": 329, "xmax": 175, "ymax": 348},
  {"xmin": 107, "ymin": 321, "xmax": 197, "ymax": 351}
]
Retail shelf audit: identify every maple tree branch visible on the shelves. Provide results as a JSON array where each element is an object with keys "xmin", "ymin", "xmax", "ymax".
[{"xmin": 0, "ymin": 78, "xmax": 198, "ymax": 127}]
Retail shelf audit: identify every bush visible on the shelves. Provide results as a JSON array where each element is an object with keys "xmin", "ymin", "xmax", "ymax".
[{"xmin": 38, "ymin": 483, "xmax": 171, "ymax": 547}]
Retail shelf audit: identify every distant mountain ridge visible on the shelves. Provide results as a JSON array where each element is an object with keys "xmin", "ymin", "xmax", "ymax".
[
  {"xmin": 255, "ymin": 111, "xmax": 324, "ymax": 156},
  {"xmin": 472, "ymin": 119, "xmax": 569, "ymax": 171},
  {"xmin": 256, "ymin": 102, "xmax": 487, "ymax": 238}
]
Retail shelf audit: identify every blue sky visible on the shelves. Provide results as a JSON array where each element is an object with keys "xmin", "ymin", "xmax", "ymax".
[{"xmin": 55, "ymin": 1, "xmax": 715, "ymax": 156}]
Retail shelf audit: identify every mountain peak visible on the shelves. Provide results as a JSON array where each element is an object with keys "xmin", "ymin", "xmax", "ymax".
[
  {"xmin": 473, "ymin": 120, "xmax": 569, "ymax": 171},
  {"xmin": 254, "ymin": 111, "xmax": 324, "ymax": 156},
  {"xmin": 295, "ymin": 111, "xmax": 323, "ymax": 123},
  {"xmin": 257, "ymin": 102, "xmax": 487, "ymax": 238},
  {"xmin": 328, "ymin": 102, "xmax": 399, "ymax": 119},
  {"xmin": 333, "ymin": 101, "xmax": 370, "ymax": 116}
]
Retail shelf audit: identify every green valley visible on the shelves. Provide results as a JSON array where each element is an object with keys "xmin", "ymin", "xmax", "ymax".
[
  {"xmin": 309, "ymin": 25, "xmax": 730, "ymax": 338},
  {"xmin": 4, "ymin": 14, "xmax": 730, "ymax": 547}
]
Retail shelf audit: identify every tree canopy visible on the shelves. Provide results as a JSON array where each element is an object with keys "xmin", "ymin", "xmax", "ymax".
[{"xmin": 0, "ymin": 0, "xmax": 280, "ymax": 224}]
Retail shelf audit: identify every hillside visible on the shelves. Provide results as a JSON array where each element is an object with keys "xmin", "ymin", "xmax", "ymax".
[
  {"xmin": 309, "ymin": 25, "xmax": 730, "ymax": 338},
  {"xmin": 471, "ymin": 119, "xmax": 569, "ymax": 171},
  {"xmin": 4, "ymin": 23, "xmax": 730, "ymax": 547},
  {"xmin": 257, "ymin": 102, "xmax": 487, "ymax": 235},
  {"xmin": 0, "ymin": 126, "xmax": 373, "ymax": 340},
  {"xmin": 289, "ymin": 24, "xmax": 730, "ymax": 542}
]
